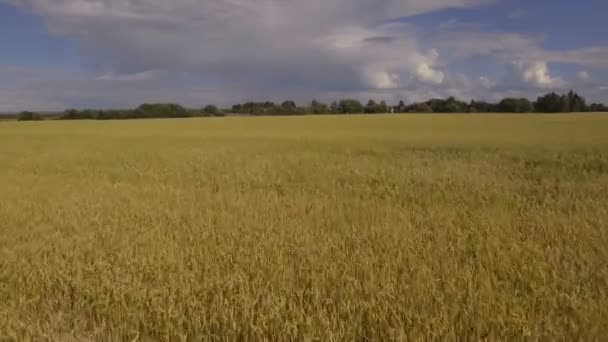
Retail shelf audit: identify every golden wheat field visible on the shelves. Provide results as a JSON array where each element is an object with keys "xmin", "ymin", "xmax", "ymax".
[{"xmin": 1, "ymin": 114, "xmax": 608, "ymax": 340}]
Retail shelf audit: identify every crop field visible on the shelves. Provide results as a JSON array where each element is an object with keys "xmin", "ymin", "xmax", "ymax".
[{"xmin": 1, "ymin": 114, "xmax": 608, "ymax": 340}]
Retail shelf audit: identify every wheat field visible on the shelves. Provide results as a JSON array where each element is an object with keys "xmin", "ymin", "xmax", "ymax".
[{"xmin": 1, "ymin": 114, "xmax": 607, "ymax": 340}]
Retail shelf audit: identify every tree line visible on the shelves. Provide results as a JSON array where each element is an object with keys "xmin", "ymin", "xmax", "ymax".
[{"xmin": 17, "ymin": 90, "xmax": 608, "ymax": 121}]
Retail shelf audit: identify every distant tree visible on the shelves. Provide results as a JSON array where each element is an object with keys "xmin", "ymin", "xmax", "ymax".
[
  {"xmin": 395, "ymin": 100, "xmax": 407, "ymax": 113},
  {"xmin": 17, "ymin": 111, "xmax": 42, "ymax": 121},
  {"xmin": 82, "ymin": 109, "xmax": 105, "ymax": 119},
  {"xmin": 468, "ymin": 101, "xmax": 497, "ymax": 113},
  {"xmin": 378, "ymin": 101, "xmax": 389, "ymax": 114},
  {"xmin": 443, "ymin": 97, "xmax": 468, "ymax": 113},
  {"xmin": 95, "ymin": 110, "xmax": 129, "ymax": 120},
  {"xmin": 203, "ymin": 105, "xmax": 220, "ymax": 116},
  {"xmin": 240, "ymin": 102, "xmax": 256, "ymax": 115},
  {"xmin": 329, "ymin": 101, "xmax": 340, "ymax": 114},
  {"xmin": 134, "ymin": 103, "xmax": 190, "ymax": 118},
  {"xmin": 310, "ymin": 100, "xmax": 329, "ymax": 114},
  {"xmin": 444, "ymin": 102, "xmax": 462, "ymax": 113},
  {"xmin": 232, "ymin": 104, "xmax": 243, "ymax": 113},
  {"xmin": 426, "ymin": 99, "xmax": 445, "ymax": 113},
  {"xmin": 560, "ymin": 93, "xmax": 572, "ymax": 113},
  {"xmin": 406, "ymin": 102, "xmax": 433, "ymax": 113},
  {"xmin": 497, "ymin": 98, "xmax": 533, "ymax": 113},
  {"xmin": 338, "ymin": 99, "xmax": 363, "ymax": 114},
  {"xmin": 554, "ymin": 90, "xmax": 585, "ymax": 112},
  {"xmin": 534, "ymin": 92, "xmax": 562, "ymax": 113},
  {"xmin": 262, "ymin": 101, "xmax": 279, "ymax": 115},
  {"xmin": 421, "ymin": 97, "xmax": 466, "ymax": 113},
  {"xmin": 364, "ymin": 100, "xmax": 378, "ymax": 113},
  {"xmin": 589, "ymin": 103, "xmax": 608, "ymax": 112},
  {"xmin": 61, "ymin": 109, "xmax": 77, "ymax": 120},
  {"xmin": 59, "ymin": 109, "xmax": 95, "ymax": 120},
  {"xmin": 281, "ymin": 100, "xmax": 297, "ymax": 114},
  {"xmin": 231, "ymin": 101, "xmax": 306, "ymax": 115},
  {"xmin": 568, "ymin": 91, "xmax": 587, "ymax": 112},
  {"xmin": 30, "ymin": 91, "xmax": 603, "ymax": 121},
  {"xmin": 258, "ymin": 102, "xmax": 273, "ymax": 115},
  {"xmin": 95, "ymin": 110, "xmax": 111, "ymax": 120}
]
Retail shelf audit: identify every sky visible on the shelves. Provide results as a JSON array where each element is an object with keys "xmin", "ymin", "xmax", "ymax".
[{"xmin": 1, "ymin": 0, "xmax": 607, "ymax": 111}]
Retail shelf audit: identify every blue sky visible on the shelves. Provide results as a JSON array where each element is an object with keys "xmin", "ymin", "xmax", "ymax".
[
  {"xmin": 1, "ymin": 0, "xmax": 607, "ymax": 111},
  {"xmin": 408, "ymin": 0, "xmax": 607, "ymax": 49}
]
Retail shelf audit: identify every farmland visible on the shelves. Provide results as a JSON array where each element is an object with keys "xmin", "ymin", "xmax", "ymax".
[{"xmin": 1, "ymin": 114, "xmax": 607, "ymax": 340}]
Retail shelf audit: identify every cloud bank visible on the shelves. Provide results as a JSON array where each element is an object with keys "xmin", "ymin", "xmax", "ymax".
[{"xmin": 1, "ymin": 0, "xmax": 607, "ymax": 111}]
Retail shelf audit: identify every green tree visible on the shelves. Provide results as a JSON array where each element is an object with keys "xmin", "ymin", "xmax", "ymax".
[
  {"xmin": 339, "ymin": 99, "xmax": 363, "ymax": 114},
  {"xmin": 60, "ymin": 109, "xmax": 95, "ymax": 120},
  {"xmin": 468, "ymin": 101, "xmax": 497, "ymax": 113},
  {"xmin": 406, "ymin": 103, "xmax": 433, "ymax": 113},
  {"xmin": 203, "ymin": 105, "xmax": 220, "ymax": 116},
  {"xmin": 378, "ymin": 101, "xmax": 389, "ymax": 114},
  {"xmin": 568, "ymin": 91, "xmax": 587, "ymax": 112},
  {"xmin": 310, "ymin": 100, "xmax": 329, "ymax": 114},
  {"xmin": 589, "ymin": 103, "xmax": 608, "ymax": 112},
  {"xmin": 560, "ymin": 94, "xmax": 572, "ymax": 113},
  {"xmin": 232, "ymin": 104, "xmax": 243, "ymax": 113},
  {"xmin": 281, "ymin": 100, "xmax": 297, "ymax": 114},
  {"xmin": 17, "ymin": 111, "xmax": 42, "ymax": 121},
  {"xmin": 497, "ymin": 98, "xmax": 533, "ymax": 113},
  {"xmin": 95, "ymin": 110, "xmax": 130, "ymax": 120},
  {"xmin": 534, "ymin": 93, "xmax": 562, "ymax": 113},
  {"xmin": 364, "ymin": 100, "xmax": 378, "ymax": 113},
  {"xmin": 443, "ymin": 97, "xmax": 468, "ymax": 113},
  {"xmin": 329, "ymin": 101, "xmax": 340, "ymax": 114},
  {"xmin": 134, "ymin": 103, "xmax": 190, "ymax": 118},
  {"xmin": 395, "ymin": 100, "xmax": 406, "ymax": 113}
]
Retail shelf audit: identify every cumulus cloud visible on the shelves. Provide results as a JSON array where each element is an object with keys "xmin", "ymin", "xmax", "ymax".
[
  {"xmin": 577, "ymin": 71, "xmax": 591, "ymax": 82},
  {"xmin": 478, "ymin": 76, "xmax": 496, "ymax": 89},
  {"xmin": 513, "ymin": 61, "xmax": 564, "ymax": 88},
  {"xmin": 8, "ymin": 0, "xmax": 489, "ymax": 91},
  {"xmin": 361, "ymin": 67, "xmax": 400, "ymax": 89},
  {"xmin": 416, "ymin": 64, "xmax": 444, "ymax": 85},
  {"xmin": 3, "ymin": 0, "xmax": 608, "ymax": 111},
  {"xmin": 435, "ymin": 29, "xmax": 608, "ymax": 96},
  {"xmin": 415, "ymin": 49, "xmax": 444, "ymax": 85},
  {"xmin": 437, "ymin": 30, "xmax": 608, "ymax": 71}
]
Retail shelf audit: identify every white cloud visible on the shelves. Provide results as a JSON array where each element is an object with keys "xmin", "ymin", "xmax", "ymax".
[
  {"xmin": 479, "ymin": 76, "xmax": 496, "ymax": 89},
  {"xmin": 416, "ymin": 63, "xmax": 445, "ymax": 85},
  {"xmin": 414, "ymin": 49, "xmax": 444, "ymax": 85},
  {"xmin": 437, "ymin": 30, "xmax": 608, "ymax": 71},
  {"xmin": 362, "ymin": 67, "xmax": 401, "ymax": 89},
  {"xmin": 436, "ymin": 29, "xmax": 608, "ymax": 96},
  {"xmin": 8, "ymin": 0, "xmax": 488, "ymax": 92},
  {"xmin": 3, "ymin": 0, "xmax": 608, "ymax": 111},
  {"xmin": 514, "ymin": 61, "xmax": 564, "ymax": 88},
  {"xmin": 577, "ymin": 71, "xmax": 591, "ymax": 82}
]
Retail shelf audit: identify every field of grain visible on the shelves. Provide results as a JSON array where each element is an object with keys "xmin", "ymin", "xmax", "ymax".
[{"xmin": 1, "ymin": 114, "xmax": 607, "ymax": 340}]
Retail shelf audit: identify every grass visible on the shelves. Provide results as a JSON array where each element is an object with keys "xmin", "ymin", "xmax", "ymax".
[{"xmin": 1, "ymin": 114, "xmax": 607, "ymax": 340}]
